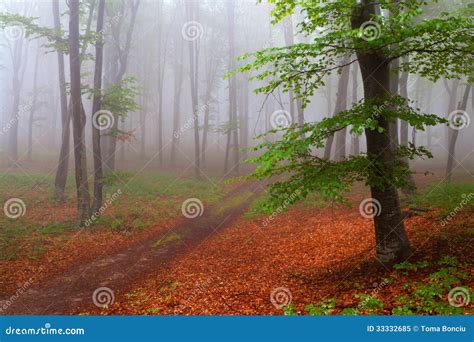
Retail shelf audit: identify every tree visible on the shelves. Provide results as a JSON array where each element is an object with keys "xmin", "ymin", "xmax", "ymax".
[
  {"xmin": 235, "ymin": 0, "xmax": 472, "ymax": 266},
  {"xmin": 69, "ymin": 0, "xmax": 90, "ymax": 225},
  {"xmin": 91, "ymin": 0, "xmax": 106, "ymax": 213},
  {"xmin": 224, "ymin": 0, "xmax": 239, "ymax": 175},
  {"xmin": 170, "ymin": 2, "xmax": 185, "ymax": 166},
  {"xmin": 103, "ymin": 0, "xmax": 140, "ymax": 173},
  {"xmin": 185, "ymin": 0, "xmax": 202, "ymax": 178},
  {"xmin": 445, "ymin": 82, "xmax": 471, "ymax": 182},
  {"xmin": 52, "ymin": 0, "xmax": 70, "ymax": 202}
]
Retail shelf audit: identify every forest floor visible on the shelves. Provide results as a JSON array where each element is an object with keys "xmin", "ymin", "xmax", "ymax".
[{"xmin": 0, "ymin": 168, "xmax": 473, "ymax": 315}]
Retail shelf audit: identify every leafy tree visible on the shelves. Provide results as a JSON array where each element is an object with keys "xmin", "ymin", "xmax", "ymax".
[{"xmin": 234, "ymin": 0, "xmax": 473, "ymax": 266}]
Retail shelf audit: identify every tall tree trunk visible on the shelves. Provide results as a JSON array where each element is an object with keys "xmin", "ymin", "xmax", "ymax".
[
  {"xmin": 445, "ymin": 83, "xmax": 471, "ymax": 182},
  {"xmin": 352, "ymin": 1, "xmax": 411, "ymax": 266},
  {"xmin": 170, "ymin": 23, "xmax": 184, "ymax": 166},
  {"xmin": 395, "ymin": 57, "xmax": 416, "ymax": 195},
  {"xmin": 7, "ymin": 34, "xmax": 27, "ymax": 167},
  {"xmin": 91, "ymin": 0, "xmax": 105, "ymax": 213},
  {"xmin": 324, "ymin": 58, "xmax": 350, "ymax": 160},
  {"xmin": 27, "ymin": 46, "xmax": 40, "ymax": 161},
  {"xmin": 225, "ymin": 0, "xmax": 239, "ymax": 175},
  {"xmin": 103, "ymin": 0, "xmax": 139, "ymax": 173},
  {"xmin": 185, "ymin": 1, "xmax": 202, "ymax": 178},
  {"xmin": 350, "ymin": 62, "xmax": 360, "ymax": 155},
  {"xmin": 69, "ymin": 0, "xmax": 91, "ymax": 225}
]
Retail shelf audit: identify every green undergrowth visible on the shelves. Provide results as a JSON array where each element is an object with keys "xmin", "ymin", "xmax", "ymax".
[
  {"xmin": 283, "ymin": 256, "xmax": 472, "ymax": 316},
  {"xmin": 0, "ymin": 171, "xmax": 226, "ymax": 260}
]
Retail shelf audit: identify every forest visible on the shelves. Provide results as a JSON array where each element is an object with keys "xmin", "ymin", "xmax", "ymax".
[{"xmin": 0, "ymin": 0, "xmax": 472, "ymax": 316}]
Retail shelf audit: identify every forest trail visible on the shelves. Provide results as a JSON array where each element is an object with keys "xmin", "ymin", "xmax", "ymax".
[{"xmin": 2, "ymin": 181, "xmax": 263, "ymax": 315}]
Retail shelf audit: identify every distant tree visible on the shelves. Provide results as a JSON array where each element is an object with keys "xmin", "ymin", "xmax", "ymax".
[
  {"xmin": 224, "ymin": 0, "xmax": 239, "ymax": 175},
  {"xmin": 185, "ymin": 0, "xmax": 202, "ymax": 178}
]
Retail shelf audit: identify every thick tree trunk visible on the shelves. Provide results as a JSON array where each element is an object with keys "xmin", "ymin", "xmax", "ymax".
[
  {"xmin": 352, "ymin": 2, "xmax": 411, "ymax": 266},
  {"xmin": 69, "ymin": 0, "xmax": 91, "ymax": 225},
  {"xmin": 91, "ymin": 0, "xmax": 105, "ymax": 213}
]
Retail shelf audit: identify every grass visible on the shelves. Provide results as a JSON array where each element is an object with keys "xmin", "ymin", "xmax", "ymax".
[
  {"xmin": 409, "ymin": 182, "xmax": 474, "ymax": 215},
  {"xmin": 0, "ymin": 170, "xmax": 226, "ymax": 260},
  {"xmin": 245, "ymin": 191, "xmax": 330, "ymax": 219},
  {"xmin": 152, "ymin": 232, "xmax": 181, "ymax": 248}
]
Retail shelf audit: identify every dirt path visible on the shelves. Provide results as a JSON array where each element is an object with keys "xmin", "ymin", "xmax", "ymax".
[{"xmin": 2, "ymin": 182, "xmax": 263, "ymax": 314}]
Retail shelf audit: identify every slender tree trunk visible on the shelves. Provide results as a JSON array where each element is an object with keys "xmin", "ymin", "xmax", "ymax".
[
  {"xmin": 226, "ymin": 0, "xmax": 239, "ymax": 175},
  {"xmin": 445, "ymin": 83, "xmax": 471, "ymax": 182},
  {"xmin": 27, "ymin": 47, "xmax": 40, "ymax": 161},
  {"xmin": 171, "ymin": 29, "xmax": 184, "ymax": 166},
  {"xmin": 324, "ymin": 58, "xmax": 350, "ymax": 160},
  {"xmin": 69, "ymin": 0, "xmax": 91, "ymax": 225},
  {"xmin": 395, "ymin": 57, "xmax": 416, "ymax": 195},
  {"xmin": 91, "ymin": 0, "xmax": 105, "ymax": 213},
  {"xmin": 53, "ymin": 0, "xmax": 71, "ymax": 201},
  {"xmin": 185, "ymin": 1, "xmax": 202, "ymax": 178},
  {"xmin": 351, "ymin": 62, "xmax": 360, "ymax": 155},
  {"xmin": 352, "ymin": 1, "xmax": 411, "ymax": 266}
]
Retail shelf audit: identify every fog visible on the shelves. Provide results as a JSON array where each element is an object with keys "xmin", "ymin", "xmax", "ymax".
[{"xmin": 0, "ymin": 0, "xmax": 472, "ymax": 177}]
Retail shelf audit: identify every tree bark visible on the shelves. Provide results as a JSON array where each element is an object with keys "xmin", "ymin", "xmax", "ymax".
[
  {"xmin": 350, "ymin": 62, "xmax": 360, "ymax": 155},
  {"xmin": 91, "ymin": 0, "xmax": 106, "ymax": 213},
  {"xmin": 27, "ymin": 45, "xmax": 40, "ymax": 161},
  {"xmin": 352, "ymin": 1, "xmax": 411, "ymax": 266},
  {"xmin": 324, "ymin": 58, "xmax": 350, "ymax": 160},
  {"xmin": 445, "ymin": 83, "xmax": 471, "ymax": 182},
  {"xmin": 69, "ymin": 0, "xmax": 91, "ymax": 225},
  {"xmin": 185, "ymin": 1, "xmax": 202, "ymax": 178}
]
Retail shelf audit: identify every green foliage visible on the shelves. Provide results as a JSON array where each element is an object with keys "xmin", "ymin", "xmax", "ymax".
[
  {"xmin": 410, "ymin": 183, "xmax": 474, "ymax": 214},
  {"xmin": 231, "ymin": 0, "xmax": 472, "ymax": 212},
  {"xmin": 392, "ymin": 257, "xmax": 470, "ymax": 315},
  {"xmin": 356, "ymin": 294, "xmax": 384, "ymax": 311},
  {"xmin": 393, "ymin": 260, "xmax": 429, "ymax": 275},
  {"xmin": 305, "ymin": 298, "xmax": 337, "ymax": 315},
  {"xmin": 244, "ymin": 95, "xmax": 443, "ymax": 213}
]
